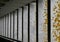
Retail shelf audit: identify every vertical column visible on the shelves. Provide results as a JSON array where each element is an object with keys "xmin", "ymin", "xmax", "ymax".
[
  {"xmin": 14, "ymin": 10, "xmax": 17, "ymax": 40},
  {"xmin": 2, "ymin": 17, "xmax": 4, "ymax": 36},
  {"xmin": 4, "ymin": 16, "xmax": 6, "ymax": 36},
  {"xmin": 18, "ymin": 8, "xmax": 22, "ymax": 41},
  {"xmin": 0, "ymin": 17, "xmax": 3, "ymax": 35},
  {"xmin": 3, "ymin": 16, "xmax": 5, "ymax": 36},
  {"xmin": 8, "ymin": 13, "xmax": 11, "ymax": 38},
  {"xmin": 51, "ymin": 0, "xmax": 60, "ymax": 42},
  {"xmin": 30, "ymin": 2, "xmax": 36, "ymax": 42},
  {"xmin": 5, "ymin": 15, "xmax": 7, "ymax": 37},
  {"xmin": 0, "ymin": 17, "xmax": 4, "ymax": 36},
  {"xmin": 5, "ymin": 14, "xmax": 9, "ymax": 37},
  {"xmin": 16, "ymin": 10, "xmax": 18, "ymax": 40},
  {"xmin": 38, "ymin": 0, "xmax": 48, "ymax": 42},
  {"xmin": 7, "ymin": 14, "xmax": 9, "ymax": 37},
  {"xmin": 1, "ymin": 17, "xmax": 4, "ymax": 36},
  {"xmin": 10, "ymin": 12, "xmax": 14, "ymax": 39},
  {"xmin": 5, "ymin": 15, "xmax": 6, "ymax": 37},
  {"xmin": 23, "ymin": 6, "xmax": 28, "ymax": 42}
]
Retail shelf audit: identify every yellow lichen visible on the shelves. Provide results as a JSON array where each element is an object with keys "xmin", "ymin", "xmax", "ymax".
[{"xmin": 52, "ymin": 0, "xmax": 60, "ymax": 42}]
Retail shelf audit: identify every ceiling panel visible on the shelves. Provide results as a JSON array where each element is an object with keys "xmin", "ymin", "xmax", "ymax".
[
  {"xmin": 0, "ymin": 0, "xmax": 9, "ymax": 2},
  {"xmin": 0, "ymin": 0, "xmax": 9, "ymax": 8},
  {"xmin": 0, "ymin": 3, "xmax": 5, "ymax": 7}
]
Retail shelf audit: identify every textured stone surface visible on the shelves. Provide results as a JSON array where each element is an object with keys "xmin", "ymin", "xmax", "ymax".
[
  {"xmin": 38, "ymin": 0, "xmax": 48, "ymax": 42},
  {"xmin": 14, "ymin": 10, "xmax": 17, "ymax": 40},
  {"xmin": 10, "ymin": 13, "xmax": 13, "ymax": 38},
  {"xmin": 23, "ymin": 6, "xmax": 28, "ymax": 42},
  {"xmin": 51, "ymin": 0, "xmax": 60, "ymax": 42},
  {"xmin": 30, "ymin": 3, "xmax": 36, "ymax": 42},
  {"xmin": 18, "ymin": 8, "xmax": 22, "ymax": 41}
]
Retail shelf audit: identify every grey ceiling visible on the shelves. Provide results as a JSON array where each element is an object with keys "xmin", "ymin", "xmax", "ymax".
[
  {"xmin": 0, "ymin": 0, "xmax": 35, "ymax": 17},
  {"xmin": 0, "ymin": 0, "xmax": 9, "ymax": 8}
]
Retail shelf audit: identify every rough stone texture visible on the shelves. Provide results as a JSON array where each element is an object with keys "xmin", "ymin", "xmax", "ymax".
[
  {"xmin": 30, "ymin": 3, "xmax": 36, "ymax": 42},
  {"xmin": 23, "ymin": 6, "xmax": 28, "ymax": 42},
  {"xmin": 18, "ymin": 8, "xmax": 22, "ymax": 41}
]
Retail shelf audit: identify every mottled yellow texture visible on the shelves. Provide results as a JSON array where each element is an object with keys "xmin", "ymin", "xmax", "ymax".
[{"xmin": 52, "ymin": 0, "xmax": 60, "ymax": 42}]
